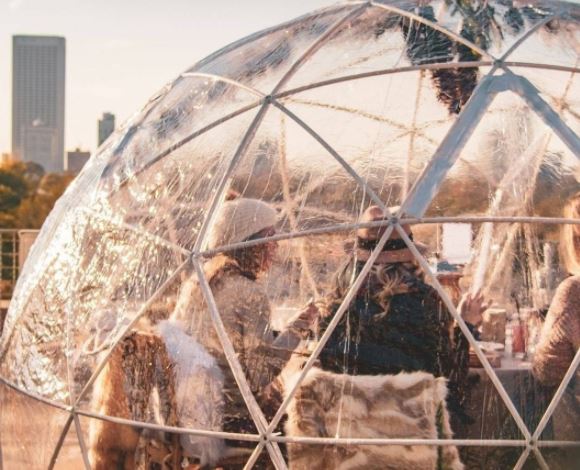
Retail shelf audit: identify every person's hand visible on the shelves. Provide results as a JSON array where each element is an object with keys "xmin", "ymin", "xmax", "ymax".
[
  {"xmin": 259, "ymin": 379, "xmax": 284, "ymax": 420},
  {"xmin": 458, "ymin": 290, "xmax": 488, "ymax": 327}
]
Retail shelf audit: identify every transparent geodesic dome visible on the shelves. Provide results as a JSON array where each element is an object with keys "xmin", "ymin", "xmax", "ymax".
[{"xmin": 1, "ymin": 0, "xmax": 579, "ymax": 468}]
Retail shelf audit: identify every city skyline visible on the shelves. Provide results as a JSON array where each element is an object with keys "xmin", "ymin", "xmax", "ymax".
[{"xmin": 0, "ymin": 0, "xmax": 330, "ymax": 158}]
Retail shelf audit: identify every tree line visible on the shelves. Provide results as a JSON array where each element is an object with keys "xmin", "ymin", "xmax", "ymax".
[{"xmin": 0, "ymin": 161, "xmax": 74, "ymax": 229}]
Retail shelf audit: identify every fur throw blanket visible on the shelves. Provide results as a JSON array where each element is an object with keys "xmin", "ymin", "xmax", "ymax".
[
  {"xmin": 155, "ymin": 320, "xmax": 226, "ymax": 466},
  {"xmin": 89, "ymin": 321, "xmax": 227, "ymax": 468},
  {"xmin": 283, "ymin": 367, "xmax": 463, "ymax": 470},
  {"xmin": 89, "ymin": 331, "xmax": 179, "ymax": 469}
]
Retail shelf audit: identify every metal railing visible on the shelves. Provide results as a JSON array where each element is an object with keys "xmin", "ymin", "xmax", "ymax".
[
  {"xmin": 0, "ymin": 229, "xmax": 39, "ymax": 303},
  {"xmin": 0, "ymin": 229, "xmax": 38, "ymax": 335},
  {"xmin": 0, "ymin": 230, "xmax": 19, "ymax": 301}
]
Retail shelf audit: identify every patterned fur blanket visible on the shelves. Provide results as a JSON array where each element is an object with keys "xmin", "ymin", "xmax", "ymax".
[
  {"xmin": 155, "ymin": 320, "xmax": 225, "ymax": 465},
  {"xmin": 283, "ymin": 366, "xmax": 463, "ymax": 470},
  {"xmin": 89, "ymin": 324, "xmax": 227, "ymax": 469},
  {"xmin": 89, "ymin": 331, "xmax": 179, "ymax": 469}
]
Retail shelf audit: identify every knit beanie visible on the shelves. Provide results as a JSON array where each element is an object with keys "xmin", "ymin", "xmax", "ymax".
[{"xmin": 206, "ymin": 198, "xmax": 277, "ymax": 250}]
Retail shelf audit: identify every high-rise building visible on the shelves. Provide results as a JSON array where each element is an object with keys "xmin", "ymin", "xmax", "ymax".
[
  {"xmin": 11, "ymin": 35, "xmax": 66, "ymax": 172},
  {"xmin": 98, "ymin": 112, "xmax": 115, "ymax": 147},
  {"xmin": 66, "ymin": 148, "xmax": 91, "ymax": 174}
]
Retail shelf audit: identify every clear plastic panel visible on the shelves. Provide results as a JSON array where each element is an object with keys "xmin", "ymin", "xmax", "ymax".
[
  {"xmin": 5, "ymin": 147, "xmax": 114, "ymax": 327},
  {"xmin": 427, "ymin": 221, "xmax": 578, "ymax": 444},
  {"xmin": 189, "ymin": 6, "xmax": 354, "ymax": 94},
  {"xmin": 281, "ymin": 6, "xmax": 468, "ymax": 92},
  {"xmin": 220, "ymin": 104, "xmax": 394, "ymax": 236},
  {"xmin": 102, "ymin": 109, "xmax": 260, "ymax": 251},
  {"xmin": 66, "ymin": 219, "xmax": 187, "ymax": 400},
  {"xmin": 77, "ymin": 414, "xmax": 183, "ymax": 469},
  {"xmin": 52, "ymin": 418, "xmax": 86, "ymax": 470},
  {"xmin": 0, "ymin": 209, "xmax": 90, "ymax": 401},
  {"xmin": 420, "ymin": 89, "xmax": 580, "ymax": 219},
  {"xmin": 561, "ymin": 72, "xmax": 580, "ymax": 133},
  {"xmin": 537, "ymin": 357, "xmax": 579, "ymax": 443},
  {"xmin": 508, "ymin": 17, "xmax": 580, "ymax": 68},
  {"xmin": 243, "ymin": 444, "xmax": 269, "ymax": 470},
  {"xmin": 521, "ymin": 451, "xmax": 545, "ymax": 469},
  {"xmin": 0, "ymin": 382, "xmax": 72, "ymax": 469},
  {"xmin": 285, "ymin": 441, "xmax": 465, "ymax": 470},
  {"xmin": 459, "ymin": 446, "xmax": 526, "ymax": 470},
  {"xmin": 506, "ymin": 67, "xmax": 579, "ymax": 104},
  {"xmin": 284, "ymin": 444, "xmax": 538, "ymax": 469},
  {"xmin": 96, "ymin": 78, "xmax": 261, "ymax": 195},
  {"xmin": 0, "ymin": 208, "xmax": 187, "ymax": 403},
  {"xmin": 75, "ymin": 262, "xmax": 260, "ymax": 456},
  {"xmin": 508, "ymin": 66, "xmax": 580, "ymax": 139},
  {"xmin": 456, "ymin": 358, "xmax": 528, "ymax": 443},
  {"xmin": 279, "ymin": 72, "xmax": 455, "ymax": 213},
  {"xmin": 538, "ymin": 446, "xmax": 580, "ymax": 470},
  {"xmin": 372, "ymin": 0, "xmax": 561, "ymax": 61}
]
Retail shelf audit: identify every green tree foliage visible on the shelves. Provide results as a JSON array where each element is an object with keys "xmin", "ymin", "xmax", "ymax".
[
  {"xmin": 15, "ymin": 172, "xmax": 75, "ymax": 229},
  {"xmin": 0, "ymin": 165, "xmax": 28, "ymax": 214},
  {"xmin": 0, "ymin": 162, "xmax": 74, "ymax": 286},
  {"xmin": 0, "ymin": 161, "xmax": 75, "ymax": 229}
]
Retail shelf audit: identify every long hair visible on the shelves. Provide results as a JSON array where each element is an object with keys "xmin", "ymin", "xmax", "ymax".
[
  {"xmin": 170, "ymin": 245, "xmax": 269, "ymax": 331},
  {"xmin": 322, "ymin": 257, "xmax": 424, "ymax": 318},
  {"xmin": 560, "ymin": 192, "xmax": 580, "ymax": 276}
]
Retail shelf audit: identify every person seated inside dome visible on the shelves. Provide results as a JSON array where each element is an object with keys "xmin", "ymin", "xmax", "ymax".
[
  {"xmin": 89, "ymin": 195, "xmax": 318, "ymax": 468},
  {"xmin": 316, "ymin": 205, "xmax": 485, "ymax": 425},
  {"xmin": 169, "ymin": 196, "xmax": 318, "ymax": 437},
  {"xmin": 533, "ymin": 193, "xmax": 580, "ymax": 387},
  {"xmin": 532, "ymin": 193, "xmax": 580, "ymax": 444}
]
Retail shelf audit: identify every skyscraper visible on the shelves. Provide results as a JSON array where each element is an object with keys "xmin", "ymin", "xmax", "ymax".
[
  {"xmin": 98, "ymin": 112, "xmax": 115, "ymax": 147},
  {"xmin": 66, "ymin": 148, "xmax": 91, "ymax": 174},
  {"xmin": 12, "ymin": 35, "xmax": 66, "ymax": 172}
]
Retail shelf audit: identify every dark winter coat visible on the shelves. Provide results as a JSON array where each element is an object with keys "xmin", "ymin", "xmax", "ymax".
[{"xmin": 318, "ymin": 258, "xmax": 472, "ymax": 420}]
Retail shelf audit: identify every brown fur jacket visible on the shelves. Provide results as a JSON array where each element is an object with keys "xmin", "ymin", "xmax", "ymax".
[{"xmin": 171, "ymin": 256, "xmax": 304, "ymax": 428}]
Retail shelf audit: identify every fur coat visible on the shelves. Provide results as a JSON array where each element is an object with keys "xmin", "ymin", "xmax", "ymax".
[
  {"xmin": 282, "ymin": 366, "xmax": 463, "ymax": 470},
  {"xmin": 171, "ymin": 256, "xmax": 304, "ymax": 431}
]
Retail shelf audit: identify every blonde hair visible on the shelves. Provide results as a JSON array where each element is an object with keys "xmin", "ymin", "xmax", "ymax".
[{"xmin": 560, "ymin": 192, "xmax": 580, "ymax": 276}]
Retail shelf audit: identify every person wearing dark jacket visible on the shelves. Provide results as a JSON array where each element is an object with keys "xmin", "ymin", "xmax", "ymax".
[{"xmin": 317, "ymin": 206, "xmax": 484, "ymax": 424}]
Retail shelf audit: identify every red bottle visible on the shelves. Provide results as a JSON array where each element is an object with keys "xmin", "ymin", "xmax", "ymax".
[{"xmin": 512, "ymin": 320, "xmax": 527, "ymax": 354}]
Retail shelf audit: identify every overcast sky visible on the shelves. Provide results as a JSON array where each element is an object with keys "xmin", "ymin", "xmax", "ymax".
[{"xmin": 0, "ymin": 0, "xmax": 332, "ymax": 154}]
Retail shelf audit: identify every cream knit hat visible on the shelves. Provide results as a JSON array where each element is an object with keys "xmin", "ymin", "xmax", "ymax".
[{"xmin": 206, "ymin": 198, "xmax": 277, "ymax": 250}]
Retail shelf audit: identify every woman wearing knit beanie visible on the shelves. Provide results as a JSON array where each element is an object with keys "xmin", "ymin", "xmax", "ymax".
[{"xmin": 168, "ymin": 197, "xmax": 317, "ymax": 460}]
